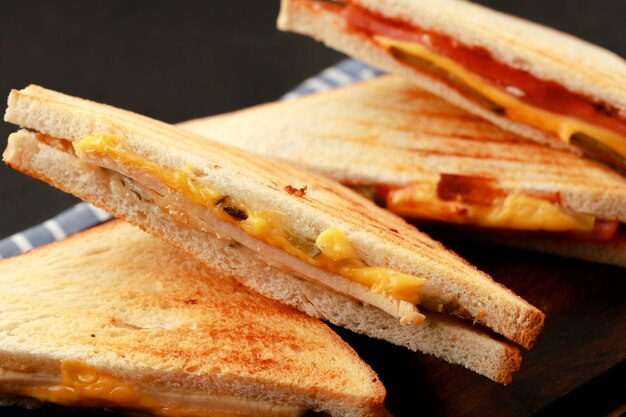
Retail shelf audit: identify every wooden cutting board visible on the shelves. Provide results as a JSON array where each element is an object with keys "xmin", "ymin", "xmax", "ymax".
[{"xmin": 337, "ymin": 239, "xmax": 626, "ymax": 417}]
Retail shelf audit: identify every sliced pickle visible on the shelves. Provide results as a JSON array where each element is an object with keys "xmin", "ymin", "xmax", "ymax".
[
  {"xmin": 287, "ymin": 232, "xmax": 321, "ymax": 258},
  {"xmin": 223, "ymin": 206, "xmax": 248, "ymax": 221},
  {"xmin": 350, "ymin": 186, "xmax": 377, "ymax": 202},
  {"xmin": 216, "ymin": 196, "xmax": 249, "ymax": 222},
  {"xmin": 349, "ymin": 186, "xmax": 388, "ymax": 207},
  {"xmin": 390, "ymin": 48, "xmax": 505, "ymax": 114},
  {"xmin": 571, "ymin": 132, "xmax": 626, "ymax": 176},
  {"xmin": 421, "ymin": 297, "xmax": 461, "ymax": 315}
]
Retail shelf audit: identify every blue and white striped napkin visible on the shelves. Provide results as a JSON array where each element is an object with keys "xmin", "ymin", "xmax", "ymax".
[
  {"xmin": 282, "ymin": 59, "xmax": 381, "ymax": 100},
  {"xmin": 0, "ymin": 59, "xmax": 382, "ymax": 259}
]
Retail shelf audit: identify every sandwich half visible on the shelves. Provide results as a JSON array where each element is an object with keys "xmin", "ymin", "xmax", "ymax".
[
  {"xmin": 277, "ymin": 0, "xmax": 626, "ymax": 174},
  {"xmin": 181, "ymin": 75, "xmax": 626, "ymax": 268},
  {"xmin": 3, "ymin": 85, "xmax": 543, "ymax": 383},
  {"xmin": 0, "ymin": 220, "xmax": 387, "ymax": 417}
]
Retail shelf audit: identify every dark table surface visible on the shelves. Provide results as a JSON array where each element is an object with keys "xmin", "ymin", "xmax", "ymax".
[{"xmin": 1, "ymin": 1, "xmax": 625, "ymax": 416}]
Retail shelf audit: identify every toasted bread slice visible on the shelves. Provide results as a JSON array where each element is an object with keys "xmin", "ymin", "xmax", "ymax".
[
  {"xmin": 180, "ymin": 75, "xmax": 626, "ymax": 267},
  {"xmin": 277, "ymin": 0, "xmax": 626, "ymax": 170},
  {"xmin": 3, "ymin": 85, "xmax": 544, "ymax": 349},
  {"xmin": 0, "ymin": 220, "xmax": 387, "ymax": 417},
  {"xmin": 4, "ymin": 129, "xmax": 523, "ymax": 384}
]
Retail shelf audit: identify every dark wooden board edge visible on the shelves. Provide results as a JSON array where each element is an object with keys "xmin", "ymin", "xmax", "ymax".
[{"xmin": 335, "ymin": 239, "xmax": 626, "ymax": 417}]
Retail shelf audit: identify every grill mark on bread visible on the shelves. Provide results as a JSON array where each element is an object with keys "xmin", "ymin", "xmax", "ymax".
[
  {"xmin": 416, "ymin": 131, "xmax": 528, "ymax": 145},
  {"xmin": 402, "ymin": 146, "xmax": 570, "ymax": 163},
  {"xmin": 319, "ymin": 132, "xmax": 604, "ymax": 179}
]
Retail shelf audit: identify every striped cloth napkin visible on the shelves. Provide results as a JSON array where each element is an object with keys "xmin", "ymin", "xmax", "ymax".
[{"xmin": 0, "ymin": 59, "xmax": 382, "ymax": 259}]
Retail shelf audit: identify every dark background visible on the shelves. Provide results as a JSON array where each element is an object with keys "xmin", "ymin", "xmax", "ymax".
[{"xmin": 0, "ymin": 1, "xmax": 625, "ymax": 416}]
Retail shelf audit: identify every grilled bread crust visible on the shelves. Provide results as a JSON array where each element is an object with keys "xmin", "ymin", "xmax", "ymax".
[
  {"xmin": 0, "ymin": 218, "xmax": 388, "ymax": 417},
  {"xmin": 182, "ymin": 75, "xmax": 626, "ymax": 224},
  {"xmin": 3, "ymin": 130, "xmax": 522, "ymax": 384},
  {"xmin": 277, "ymin": 0, "xmax": 626, "ymax": 152},
  {"xmin": 4, "ymin": 85, "xmax": 544, "ymax": 348}
]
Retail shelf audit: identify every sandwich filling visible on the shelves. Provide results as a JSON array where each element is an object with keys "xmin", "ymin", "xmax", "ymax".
[
  {"xmin": 352, "ymin": 174, "xmax": 622, "ymax": 241},
  {"xmin": 318, "ymin": 1, "xmax": 626, "ymax": 172},
  {"xmin": 71, "ymin": 134, "xmax": 426, "ymax": 322},
  {"xmin": 375, "ymin": 174, "xmax": 605, "ymax": 233},
  {"xmin": 1, "ymin": 362, "xmax": 305, "ymax": 417}
]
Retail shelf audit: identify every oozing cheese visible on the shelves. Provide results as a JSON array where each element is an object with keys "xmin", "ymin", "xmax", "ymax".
[
  {"xmin": 387, "ymin": 182, "xmax": 595, "ymax": 232},
  {"xmin": 315, "ymin": 228, "xmax": 359, "ymax": 261},
  {"xmin": 74, "ymin": 135, "xmax": 425, "ymax": 304},
  {"xmin": 14, "ymin": 362, "xmax": 305, "ymax": 417},
  {"xmin": 315, "ymin": 229, "xmax": 425, "ymax": 304},
  {"xmin": 479, "ymin": 194, "xmax": 594, "ymax": 231},
  {"xmin": 374, "ymin": 36, "xmax": 626, "ymax": 160}
]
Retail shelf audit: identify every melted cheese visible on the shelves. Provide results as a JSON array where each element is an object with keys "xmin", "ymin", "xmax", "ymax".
[
  {"xmin": 22, "ymin": 362, "xmax": 157, "ymax": 410},
  {"xmin": 14, "ymin": 362, "xmax": 304, "ymax": 417},
  {"xmin": 387, "ymin": 182, "xmax": 595, "ymax": 232},
  {"xmin": 74, "ymin": 135, "xmax": 425, "ymax": 304},
  {"xmin": 315, "ymin": 228, "xmax": 359, "ymax": 261},
  {"xmin": 479, "ymin": 194, "xmax": 594, "ymax": 231},
  {"xmin": 374, "ymin": 36, "xmax": 626, "ymax": 160},
  {"xmin": 315, "ymin": 229, "xmax": 425, "ymax": 304}
]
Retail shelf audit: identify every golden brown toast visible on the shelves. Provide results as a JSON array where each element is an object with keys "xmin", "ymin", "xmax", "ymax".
[{"xmin": 0, "ymin": 220, "xmax": 387, "ymax": 417}]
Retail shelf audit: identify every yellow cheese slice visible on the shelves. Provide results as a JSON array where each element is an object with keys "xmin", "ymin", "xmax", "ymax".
[{"xmin": 315, "ymin": 228, "xmax": 425, "ymax": 303}]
